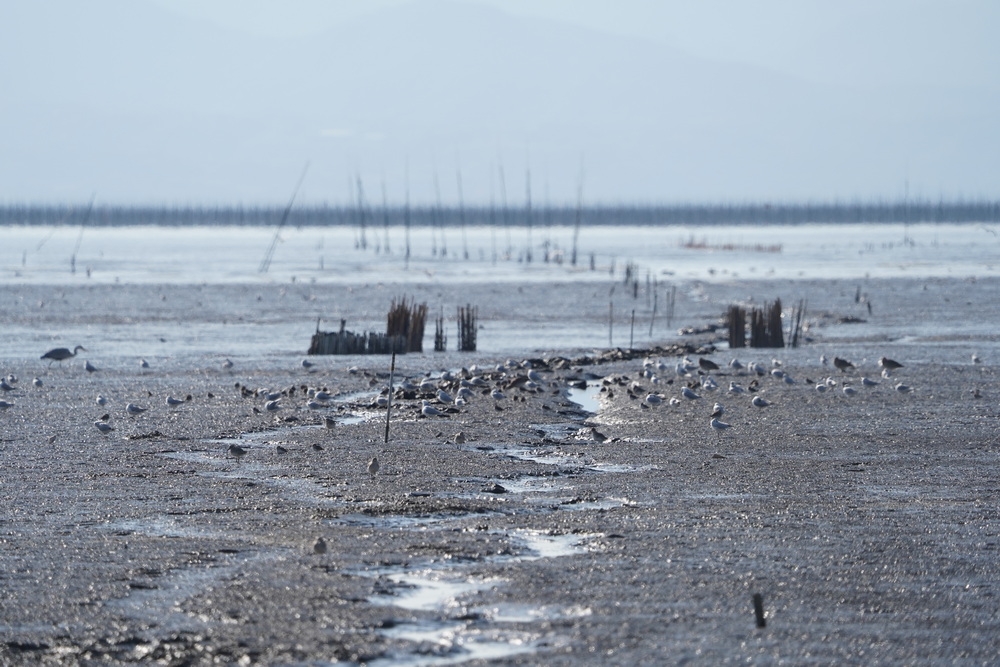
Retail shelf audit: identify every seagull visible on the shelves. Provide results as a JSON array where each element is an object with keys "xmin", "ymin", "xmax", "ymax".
[
  {"xmin": 264, "ymin": 399, "xmax": 281, "ymax": 412},
  {"xmin": 367, "ymin": 456, "xmax": 380, "ymax": 476},
  {"xmin": 751, "ymin": 395, "xmax": 769, "ymax": 408},
  {"xmin": 644, "ymin": 393, "xmax": 663, "ymax": 407},
  {"xmin": 729, "ymin": 358, "xmax": 744, "ymax": 371},
  {"xmin": 0, "ymin": 400, "xmax": 12, "ymax": 410},
  {"xmin": 842, "ymin": 385, "xmax": 857, "ymax": 396},
  {"xmin": 728, "ymin": 382, "xmax": 745, "ymax": 394},
  {"xmin": 312, "ymin": 390, "xmax": 331, "ymax": 401},
  {"xmin": 421, "ymin": 400, "xmax": 445, "ymax": 417},
  {"xmin": 436, "ymin": 388, "xmax": 454, "ymax": 404},
  {"xmin": 139, "ymin": 358, "xmax": 150, "ymax": 369},
  {"xmin": 96, "ymin": 395, "xmax": 108, "ymax": 406},
  {"xmin": 41, "ymin": 345, "xmax": 86, "ymax": 366},
  {"xmin": 668, "ymin": 397, "xmax": 681, "ymax": 407},
  {"xmin": 375, "ymin": 395, "xmax": 389, "ymax": 408},
  {"xmin": 301, "ymin": 359, "xmax": 315, "ymax": 370},
  {"xmin": 490, "ymin": 388, "xmax": 506, "ymax": 401},
  {"xmin": 682, "ymin": 386, "xmax": 701, "ymax": 400},
  {"xmin": 710, "ymin": 417, "xmax": 731, "ymax": 433},
  {"xmin": 815, "ymin": 383, "xmax": 828, "ymax": 392},
  {"xmin": 166, "ymin": 395, "xmax": 185, "ymax": 407},
  {"xmin": 94, "ymin": 421, "xmax": 115, "ymax": 434},
  {"xmin": 306, "ymin": 399, "xmax": 324, "ymax": 410},
  {"xmin": 861, "ymin": 377, "xmax": 880, "ymax": 387},
  {"xmin": 125, "ymin": 403, "xmax": 147, "ymax": 415},
  {"xmin": 711, "ymin": 402, "xmax": 724, "ymax": 418},
  {"xmin": 222, "ymin": 358, "xmax": 234, "ymax": 369},
  {"xmin": 0, "ymin": 378, "xmax": 14, "ymax": 391},
  {"xmin": 879, "ymin": 357, "xmax": 904, "ymax": 371},
  {"xmin": 972, "ymin": 353, "xmax": 981, "ymax": 364},
  {"xmin": 895, "ymin": 382, "xmax": 913, "ymax": 393},
  {"xmin": 32, "ymin": 377, "xmax": 43, "ymax": 388},
  {"xmin": 228, "ymin": 443, "xmax": 247, "ymax": 462},
  {"xmin": 833, "ymin": 357, "xmax": 855, "ymax": 372}
]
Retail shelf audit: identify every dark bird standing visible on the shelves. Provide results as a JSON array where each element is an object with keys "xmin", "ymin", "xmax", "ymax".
[
  {"xmin": 41, "ymin": 345, "xmax": 86, "ymax": 366},
  {"xmin": 833, "ymin": 357, "xmax": 854, "ymax": 372}
]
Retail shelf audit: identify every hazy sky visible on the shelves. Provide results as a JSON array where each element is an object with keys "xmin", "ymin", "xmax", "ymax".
[{"xmin": 3, "ymin": 0, "xmax": 998, "ymax": 205}]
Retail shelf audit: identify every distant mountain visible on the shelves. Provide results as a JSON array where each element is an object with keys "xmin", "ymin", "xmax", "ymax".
[{"xmin": 1, "ymin": 0, "xmax": 997, "ymax": 204}]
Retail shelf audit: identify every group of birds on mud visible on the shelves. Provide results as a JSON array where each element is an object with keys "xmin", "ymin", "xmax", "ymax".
[{"xmin": 597, "ymin": 352, "xmax": 918, "ymax": 436}]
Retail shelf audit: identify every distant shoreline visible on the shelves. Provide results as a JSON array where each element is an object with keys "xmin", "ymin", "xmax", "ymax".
[{"xmin": 2, "ymin": 200, "xmax": 999, "ymax": 227}]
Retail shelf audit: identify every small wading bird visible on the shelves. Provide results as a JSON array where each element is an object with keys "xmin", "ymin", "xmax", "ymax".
[
  {"xmin": 125, "ymin": 403, "xmax": 147, "ymax": 415},
  {"xmin": 228, "ymin": 443, "xmax": 247, "ymax": 462},
  {"xmin": 94, "ymin": 421, "xmax": 114, "ymax": 434},
  {"xmin": 367, "ymin": 456, "xmax": 380, "ymax": 476},
  {"xmin": 710, "ymin": 417, "xmax": 731, "ymax": 433},
  {"xmin": 41, "ymin": 345, "xmax": 86, "ymax": 366}
]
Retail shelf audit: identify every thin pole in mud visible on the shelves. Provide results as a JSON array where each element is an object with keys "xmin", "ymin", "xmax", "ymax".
[
  {"xmin": 630, "ymin": 309, "xmax": 635, "ymax": 350},
  {"xmin": 753, "ymin": 593, "xmax": 767, "ymax": 628},
  {"xmin": 384, "ymin": 351, "xmax": 396, "ymax": 445},
  {"xmin": 608, "ymin": 300, "xmax": 613, "ymax": 347},
  {"xmin": 649, "ymin": 291, "xmax": 658, "ymax": 336}
]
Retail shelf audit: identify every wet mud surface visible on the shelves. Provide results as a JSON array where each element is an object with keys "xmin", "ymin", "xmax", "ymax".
[{"xmin": 1, "ymin": 277, "xmax": 999, "ymax": 664}]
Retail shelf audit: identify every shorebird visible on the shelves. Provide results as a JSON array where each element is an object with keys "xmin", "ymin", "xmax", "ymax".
[
  {"xmin": 833, "ymin": 357, "xmax": 855, "ymax": 372},
  {"xmin": 0, "ymin": 378, "xmax": 14, "ymax": 392},
  {"xmin": 453, "ymin": 431, "xmax": 467, "ymax": 445},
  {"xmin": 139, "ymin": 358, "xmax": 150, "ymax": 369},
  {"xmin": 490, "ymin": 388, "xmax": 506, "ymax": 401},
  {"xmin": 815, "ymin": 383, "xmax": 828, "ymax": 392},
  {"xmin": 166, "ymin": 395, "xmax": 185, "ymax": 407},
  {"xmin": 306, "ymin": 399, "xmax": 324, "ymax": 410},
  {"xmin": 228, "ymin": 443, "xmax": 247, "ymax": 462},
  {"xmin": 644, "ymin": 393, "xmax": 663, "ymax": 407},
  {"xmin": 710, "ymin": 417, "xmax": 731, "ymax": 433},
  {"xmin": 668, "ymin": 397, "xmax": 681, "ymax": 407},
  {"xmin": 0, "ymin": 400, "xmax": 13, "ymax": 410},
  {"xmin": 301, "ymin": 358, "xmax": 315, "ymax": 370},
  {"xmin": 682, "ymin": 386, "xmax": 701, "ymax": 400},
  {"xmin": 879, "ymin": 357, "xmax": 904, "ymax": 371},
  {"xmin": 972, "ymin": 353, "xmax": 981, "ymax": 365},
  {"xmin": 264, "ymin": 399, "xmax": 281, "ymax": 412},
  {"xmin": 312, "ymin": 537, "xmax": 327, "ymax": 555},
  {"xmin": 32, "ymin": 377, "xmax": 43, "ymax": 388},
  {"xmin": 367, "ymin": 456, "xmax": 380, "ymax": 476},
  {"xmin": 728, "ymin": 382, "xmax": 745, "ymax": 394},
  {"xmin": 41, "ymin": 345, "xmax": 86, "ymax": 366},
  {"xmin": 711, "ymin": 402, "xmax": 724, "ymax": 418},
  {"xmin": 222, "ymin": 358, "xmax": 234, "ymax": 370},
  {"xmin": 751, "ymin": 395, "xmax": 769, "ymax": 408},
  {"xmin": 861, "ymin": 377, "xmax": 880, "ymax": 387},
  {"xmin": 84, "ymin": 360, "xmax": 98, "ymax": 373},
  {"xmin": 729, "ymin": 358, "xmax": 745, "ymax": 371},
  {"xmin": 421, "ymin": 400, "xmax": 445, "ymax": 417},
  {"xmin": 323, "ymin": 415, "xmax": 336, "ymax": 429},
  {"xmin": 842, "ymin": 385, "xmax": 857, "ymax": 396},
  {"xmin": 895, "ymin": 382, "xmax": 913, "ymax": 393},
  {"xmin": 698, "ymin": 357, "xmax": 720, "ymax": 372},
  {"xmin": 94, "ymin": 421, "xmax": 114, "ymax": 434},
  {"xmin": 96, "ymin": 395, "xmax": 108, "ymax": 406},
  {"xmin": 125, "ymin": 403, "xmax": 147, "ymax": 415}
]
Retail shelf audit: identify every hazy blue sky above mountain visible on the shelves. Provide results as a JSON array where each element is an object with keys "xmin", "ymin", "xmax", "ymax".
[{"xmin": 3, "ymin": 0, "xmax": 998, "ymax": 205}]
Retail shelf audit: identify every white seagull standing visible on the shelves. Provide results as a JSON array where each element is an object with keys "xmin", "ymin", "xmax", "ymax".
[
  {"xmin": 710, "ymin": 417, "xmax": 732, "ymax": 433},
  {"xmin": 125, "ymin": 403, "xmax": 147, "ymax": 415}
]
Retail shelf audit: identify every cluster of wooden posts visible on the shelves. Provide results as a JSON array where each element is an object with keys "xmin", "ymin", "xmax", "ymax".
[
  {"xmin": 726, "ymin": 298, "xmax": 806, "ymax": 348},
  {"xmin": 308, "ymin": 298, "xmax": 478, "ymax": 355}
]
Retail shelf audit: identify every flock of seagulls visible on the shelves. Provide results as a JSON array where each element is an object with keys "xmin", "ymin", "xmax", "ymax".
[{"xmin": 594, "ymin": 352, "xmax": 927, "ymax": 436}]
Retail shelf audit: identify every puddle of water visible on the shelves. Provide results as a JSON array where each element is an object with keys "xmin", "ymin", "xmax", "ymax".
[
  {"xmin": 585, "ymin": 462, "xmax": 655, "ymax": 474},
  {"xmin": 104, "ymin": 516, "xmax": 230, "ymax": 540},
  {"xmin": 506, "ymin": 529, "xmax": 592, "ymax": 560},
  {"xmin": 106, "ymin": 549, "xmax": 286, "ymax": 633},
  {"xmin": 333, "ymin": 513, "xmax": 454, "ymax": 530},
  {"xmin": 370, "ymin": 571, "xmax": 486, "ymax": 612},
  {"xmin": 559, "ymin": 497, "xmax": 632, "ymax": 512},
  {"xmin": 567, "ymin": 382, "xmax": 603, "ymax": 414},
  {"xmin": 504, "ymin": 448, "xmax": 578, "ymax": 467},
  {"xmin": 372, "ymin": 624, "xmax": 538, "ymax": 667}
]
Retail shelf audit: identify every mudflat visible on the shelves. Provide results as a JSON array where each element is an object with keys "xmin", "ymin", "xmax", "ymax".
[{"xmin": 1, "ymin": 277, "xmax": 998, "ymax": 665}]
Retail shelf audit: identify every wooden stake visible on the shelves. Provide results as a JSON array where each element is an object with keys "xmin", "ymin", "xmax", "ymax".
[
  {"xmin": 383, "ymin": 351, "xmax": 396, "ymax": 446},
  {"xmin": 753, "ymin": 593, "xmax": 766, "ymax": 628}
]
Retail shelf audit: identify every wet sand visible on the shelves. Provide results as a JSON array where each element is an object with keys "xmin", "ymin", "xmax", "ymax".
[{"xmin": 1, "ymin": 277, "xmax": 999, "ymax": 665}]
